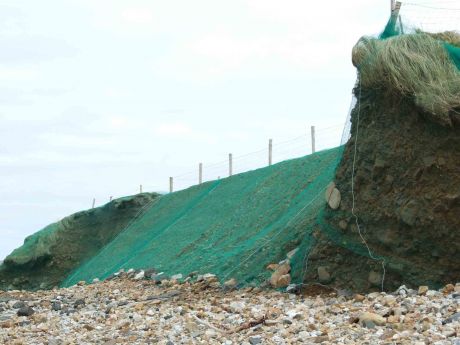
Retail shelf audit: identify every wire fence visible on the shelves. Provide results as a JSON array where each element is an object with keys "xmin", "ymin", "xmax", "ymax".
[
  {"xmin": 91, "ymin": 0, "xmax": 460, "ymax": 204},
  {"xmin": 134, "ymin": 123, "xmax": 346, "ymax": 195},
  {"xmin": 399, "ymin": 0, "xmax": 460, "ymax": 32}
]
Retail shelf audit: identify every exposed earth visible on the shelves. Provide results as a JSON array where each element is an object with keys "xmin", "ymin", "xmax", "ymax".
[
  {"xmin": 0, "ymin": 193, "xmax": 159, "ymax": 291},
  {"xmin": 303, "ymin": 84, "xmax": 460, "ymax": 292}
]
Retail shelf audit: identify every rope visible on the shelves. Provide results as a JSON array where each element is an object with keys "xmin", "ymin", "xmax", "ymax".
[
  {"xmin": 404, "ymin": 3, "xmax": 460, "ymax": 11},
  {"xmin": 351, "ymin": 78, "xmax": 386, "ymax": 292}
]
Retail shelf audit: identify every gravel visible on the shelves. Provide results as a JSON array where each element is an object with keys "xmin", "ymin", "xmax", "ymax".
[{"xmin": 0, "ymin": 275, "xmax": 459, "ymax": 344}]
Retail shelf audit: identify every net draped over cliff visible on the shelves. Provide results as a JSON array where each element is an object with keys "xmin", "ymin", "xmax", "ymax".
[{"xmin": 65, "ymin": 14, "xmax": 460, "ymax": 288}]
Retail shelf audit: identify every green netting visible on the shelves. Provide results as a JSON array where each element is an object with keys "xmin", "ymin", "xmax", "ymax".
[
  {"xmin": 379, "ymin": 14, "xmax": 401, "ymax": 39},
  {"xmin": 63, "ymin": 147, "xmax": 344, "ymax": 287},
  {"xmin": 352, "ymin": 15, "xmax": 460, "ymax": 127},
  {"xmin": 0, "ymin": 193, "xmax": 158, "ymax": 290},
  {"xmin": 63, "ymin": 15, "xmax": 460, "ymax": 289},
  {"xmin": 378, "ymin": 13, "xmax": 460, "ymax": 71},
  {"xmin": 445, "ymin": 43, "xmax": 460, "ymax": 70},
  {"xmin": 2, "ymin": 12, "xmax": 455, "ymax": 291}
]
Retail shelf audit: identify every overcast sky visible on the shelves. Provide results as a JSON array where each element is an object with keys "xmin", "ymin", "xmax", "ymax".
[{"xmin": 1, "ymin": 0, "xmax": 457, "ymax": 259}]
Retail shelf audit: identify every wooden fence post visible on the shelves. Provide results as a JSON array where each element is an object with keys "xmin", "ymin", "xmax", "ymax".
[
  {"xmin": 229, "ymin": 153, "xmax": 233, "ymax": 176},
  {"xmin": 169, "ymin": 177, "xmax": 173, "ymax": 193},
  {"xmin": 268, "ymin": 139, "xmax": 273, "ymax": 166},
  {"xmin": 140, "ymin": 184, "xmax": 143, "ymax": 193},
  {"xmin": 311, "ymin": 126, "xmax": 316, "ymax": 153},
  {"xmin": 390, "ymin": 2, "xmax": 402, "ymax": 33},
  {"xmin": 92, "ymin": 198, "xmax": 95, "ymax": 209},
  {"xmin": 199, "ymin": 163, "xmax": 203, "ymax": 184}
]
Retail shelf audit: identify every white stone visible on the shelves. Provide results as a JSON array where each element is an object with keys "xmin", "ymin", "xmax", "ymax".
[{"xmin": 134, "ymin": 271, "xmax": 145, "ymax": 280}]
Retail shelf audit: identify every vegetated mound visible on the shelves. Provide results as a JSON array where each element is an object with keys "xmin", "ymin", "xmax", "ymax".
[
  {"xmin": 302, "ymin": 26, "xmax": 460, "ymax": 291},
  {"xmin": 0, "ymin": 193, "xmax": 159, "ymax": 290},
  {"xmin": 63, "ymin": 148, "xmax": 343, "ymax": 288}
]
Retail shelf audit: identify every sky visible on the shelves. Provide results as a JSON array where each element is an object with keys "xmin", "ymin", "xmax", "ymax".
[{"xmin": 1, "ymin": 0, "xmax": 458, "ymax": 259}]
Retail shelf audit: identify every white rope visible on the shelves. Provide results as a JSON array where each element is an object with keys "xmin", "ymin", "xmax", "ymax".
[{"xmin": 351, "ymin": 78, "xmax": 386, "ymax": 292}]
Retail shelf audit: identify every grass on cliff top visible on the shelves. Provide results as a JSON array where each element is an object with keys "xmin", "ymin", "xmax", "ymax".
[{"xmin": 352, "ymin": 31, "xmax": 460, "ymax": 127}]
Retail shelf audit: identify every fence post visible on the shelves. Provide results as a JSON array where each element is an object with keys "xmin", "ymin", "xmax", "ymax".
[
  {"xmin": 110, "ymin": 196, "xmax": 113, "ymax": 201},
  {"xmin": 169, "ymin": 177, "xmax": 173, "ymax": 193},
  {"xmin": 268, "ymin": 139, "xmax": 273, "ymax": 166},
  {"xmin": 389, "ymin": 2, "xmax": 402, "ymax": 32},
  {"xmin": 140, "ymin": 184, "xmax": 143, "ymax": 193},
  {"xmin": 199, "ymin": 163, "xmax": 203, "ymax": 184},
  {"xmin": 92, "ymin": 198, "xmax": 95, "ymax": 209},
  {"xmin": 311, "ymin": 125, "xmax": 316, "ymax": 153},
  {"xmin": 229, "ymin": 153, "xmax": 233, "ymax": 176}
]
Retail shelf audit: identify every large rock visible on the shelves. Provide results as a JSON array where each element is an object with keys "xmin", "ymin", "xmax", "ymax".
[
  {"xmin": 270, "ymin": 261, "xmax": 291, "ymax": 288},
  {"xmin": 17, "ymin": 306, "xmax": 34, "ymax": 317},
  {"xmin": 359, "ymin": 312, "xmax": 386, "ymax": 328},
  {"xmin": 325, "ymin": 182, "xmax": 341, "ymax": 210}
]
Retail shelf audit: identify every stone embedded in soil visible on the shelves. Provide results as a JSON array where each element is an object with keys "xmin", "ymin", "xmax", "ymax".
[
  {"xmin": 276, "ymin": 274, "xmax": 291, "ymax": 288},
  {"xmin": 266, "ymin": 263, "xmax": 279, "ymax": 271},
  {"xmin": 325, "ymin": 182, "xmax": 341, "ymax": 210},
  {"xmin": 317, "ymin": 266, "xmax": 331, "ymax": 284},
  {"xmin": 368, "ymin": 270, "xmax": 382, "ymax": 287},
  {"xmin": 328, "ymin": 188, "xmax": 341, "ymax": 210},
  {"xmin": 325, "ymin": 182, "xmax": 335, "ymax": 202},
  {"xmin": 269, "ymin": 260, "xmax": 290, "ymax": 287},
  {"xmin": 338, "ymin": 219, "xmax": 348, "ymax": 230}
]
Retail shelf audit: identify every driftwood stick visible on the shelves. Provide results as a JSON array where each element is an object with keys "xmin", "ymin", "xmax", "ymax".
[
  {"xmin": 233, "ymin": 316, "xmax": 266, "ymax": 332},
  {"xmin": 191, "ymin": 314, "xmax": 266, "ymax": 334}
]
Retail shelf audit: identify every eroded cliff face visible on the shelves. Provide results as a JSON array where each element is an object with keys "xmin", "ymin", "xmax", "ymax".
[
  {"xmin": 303, "ymin": 88, "xmax": 460, "ymax": 292},
  {"xmin": 0, "ymin": 193, "xmax": 159, "ymax": 291}
]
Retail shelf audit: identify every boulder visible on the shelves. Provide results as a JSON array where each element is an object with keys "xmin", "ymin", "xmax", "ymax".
[
  {"xmin": 17, "ymin": 306, "xmax": 34, "ymax": 317},
  {"xmin": 325, "ymin": 183, "xmax": 341, "ymax": 210},
  {"xmin": 270, "ymin": 261, "xmax": 291, "ymax": 288},
  {"xmin": 359, "ymin": 312, "xmax": 386, "ymax": 328},
  {"xmin": 418, "ymin": 286, "xmax": 429, "ymax": 295}
]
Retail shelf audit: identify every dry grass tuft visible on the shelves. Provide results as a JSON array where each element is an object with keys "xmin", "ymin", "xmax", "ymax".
[
  {"xmin": 425, "ymin": 31, "xmax": 460, "ymax": 48},
  {"xmin": 352, "ymin": 33, "xmax": 460, "ymax": 126}
]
